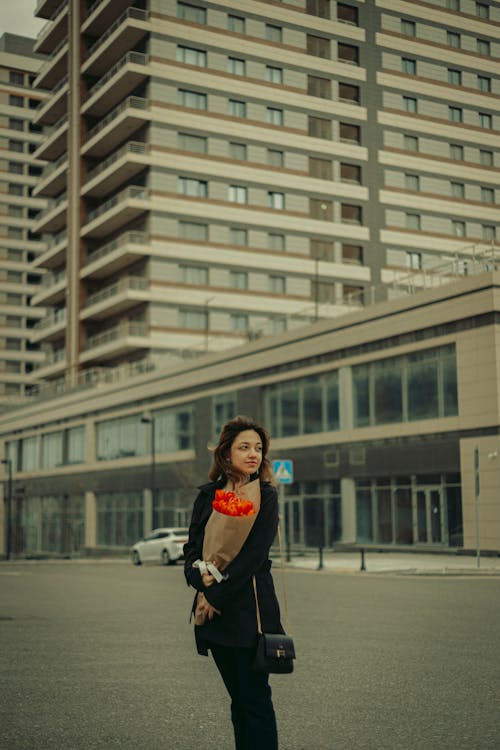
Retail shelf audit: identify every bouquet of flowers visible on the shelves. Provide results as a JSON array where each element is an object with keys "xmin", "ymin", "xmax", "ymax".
[{"xmin": 193, "ymin": 479, "xmax": 260, "ymax": 625}]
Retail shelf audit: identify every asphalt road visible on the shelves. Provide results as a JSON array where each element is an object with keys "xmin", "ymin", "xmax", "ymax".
[{"xmin": 1, "ymin": 561, "xmax": 499, "ymax": 750}]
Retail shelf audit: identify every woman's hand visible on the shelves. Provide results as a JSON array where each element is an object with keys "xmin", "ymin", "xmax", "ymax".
[
  {"xmin": 197, "ymin": 592, "xmax": 221, "ymax": 621},
  {"xmin": 202, "ymin": 561, "xmax": 218, "ymax": 587}
]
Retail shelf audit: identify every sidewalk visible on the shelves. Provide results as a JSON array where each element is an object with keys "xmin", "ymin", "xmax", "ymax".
[{"xmin": 284, "ymin": 549, "xmax": 500, "ymax": 575}]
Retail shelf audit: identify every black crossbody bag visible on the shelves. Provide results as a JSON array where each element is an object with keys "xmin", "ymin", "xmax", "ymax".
[{"xmin": 252, "ymin": 524, "xmax": 296, "ymax": 674}]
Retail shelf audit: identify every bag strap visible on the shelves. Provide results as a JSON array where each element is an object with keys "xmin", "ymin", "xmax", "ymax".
[{"xmin": 253, "ymin": 516, "xmax": 291, "ymax": 635}]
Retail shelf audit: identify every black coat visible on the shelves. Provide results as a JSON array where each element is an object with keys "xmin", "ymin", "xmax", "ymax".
[{"xmin": 184, "ymin": 479, "xmax": 283, "ymax": 655}]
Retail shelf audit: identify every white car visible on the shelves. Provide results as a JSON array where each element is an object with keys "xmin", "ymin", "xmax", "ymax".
[{"xmin": 131, "ymin": 527, "xmax": 189, "ymax": 566}]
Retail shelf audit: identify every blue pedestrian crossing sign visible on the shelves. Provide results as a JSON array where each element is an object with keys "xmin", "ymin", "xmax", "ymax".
[{"xmin": 272, "ymin": 459, "xmax": 294, "ymax": 484}]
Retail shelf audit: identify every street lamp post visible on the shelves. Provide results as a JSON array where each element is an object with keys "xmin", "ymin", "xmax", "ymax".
[
  {"xmin": 141, "ymin": 413, "xmax": 156, "ymax": 511},
  {"xmin": 1, "ymin": 458, "xmax": 13, "ymax": 561}
]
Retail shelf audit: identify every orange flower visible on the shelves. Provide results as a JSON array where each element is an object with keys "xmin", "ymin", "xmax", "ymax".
[{"xmin": 213, "ymin": 489, "xmax": 256, "ymax": 517}]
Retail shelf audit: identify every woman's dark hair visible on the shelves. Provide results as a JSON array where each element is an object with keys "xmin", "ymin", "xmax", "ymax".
[{"xmin": 208, "ymin": 415, "xmax": 273, "ymax": 484}]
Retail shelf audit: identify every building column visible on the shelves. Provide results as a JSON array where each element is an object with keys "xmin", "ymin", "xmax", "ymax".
[
  {"xmin": 143, "ymin": 489, "xmax": 153, "ymax": 537},
  {"xmin": 85, "ymin": 491, "xmax": 96, "ymax": 549},
  {"xmin": 341, "ymin": 477, "xmax": 356, "ymax": 543}
]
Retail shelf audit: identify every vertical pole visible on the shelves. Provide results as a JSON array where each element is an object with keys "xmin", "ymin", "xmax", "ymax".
[
  {"xmin": 2, "ymin": 459, "xmax": 13, "ymax": 560},
  {"xmin": 151, "ymin": 418, "xmax": 156, "ymax": 516},
  {"xmin": 474, "ymin": 446, "xmax": 480, "ymax": 569},
  {"xmin": 279, "ymin": 483, "xmax": 287, "ymax": 554}
]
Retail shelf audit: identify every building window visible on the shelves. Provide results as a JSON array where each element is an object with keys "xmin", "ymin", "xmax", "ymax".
[
  {"xmin": 451, "ymin": 181, "xmax": 465, "ymax": 199},
  {"xmin": 9, "ymin": 71, "xmax": 24, "ymax": 85},
  {"xmin": 405, "ymin": 173, "xmax": 420, "ymax": 191},
  {"xmin": 337, "ymin": 3, "xmax": 358, "ymax": 25},
  {"xmin": 310, "ymin": 198, "xmax": 333, "ymax": 220},
  {"xmin": 311, "ymin": 239, "xmax": 335, "ymax": 261},
  {"xmin": 213, "ymin": 393, "xmax": 237, "ymax": 438},
  {"xmin": 228, "ymin": 99, "xmax": 246, "ymax": 118},
  {"xmin": 401, "ymin": 19, "xmax": 416, "ymax": 36},
  {"xmin": 177, "ymin": 132, "xmax": 207, "ymax": 153},
  {"xmin": 353, "ymin": 345, "xmax": 458, "ymax": 427},
  {"xmin": 341, "ymin": 204, "xmax": 362, "ymax": 224},
  {"xmin": 229, "ymin": 227, "xmax": 248, "ymax": 245},
  {"xmin": 307, "ymin": 75, "xmax": 331, "ymax": 98},
  {"xmin": 480, "ymin": 149, "xmax": 493, "ymax": 166},
  {"xmin": 404, "ymin": 135, "xmax": 419, "ymax": 152},
  {"xmin": 478, "ymin": 76, "xmax": 491, "ymax": 93},
  {"xmin": 446, "ymin": 0, "xmax": 460, "ymax": 9},
  {"xmin": 229, "ymin": 142, "xmax": 247, "ymax": 160},
  {"xmin": 310, "ymin": 157, "xmax": 333, "ymax": 179},
  {"xmin": 477, "ymin": 39, "xmax": 490, "ymax": 56},
  {"xmin": 9, "ymin": 139, "xmax": 23, "ymax": 153},
  {"xmin": 309, "ymin": 116, "xmax": 332, "ymax": 139},
  {"xmin": 481, "ymin": 187, "xmax": 494, "ymax": 204},
  {"xmin": 176, "ymin": 46, "xmax": 206, "ymax": 67},
  {"xmin": 403, "ymin": 96, "xmax": 417, "ymax": 113},
  {"xmin": 342, "ymin": 244, "xmax": 363, "ymax": 265},
  {"xmin": 402, "ymin": 58, "xmax": 416, "ymax": 75},
  {"xmin": 448, "ymin": 69, "xmax": 461, "ymax": 86},
  {"xmin": 266, "ymin": 66, "xmax": 283, "ymax": 84},
  {"xmin": 267, "ymin": 107, "xmax": 284, "ymax": 126},
  {"xmin": 307, "ymin": 0, "xmax": 330, "ymax": 18},
  {"xmin": 482, "ymin": 225, "xmax": 496, "ymax": 241},
  {"xmin": 476, "ymin": 2, "xmax": 489, "ymax": 18},
  {"xmin": 8, "ymin": 183, "xmax": 24, "ymax": 196},
  {"xmin": 9, "ymin": 94, "xmax": 23, "ymax": 107},
  {"xmin": 452, "ymin": 220, "xmax": 466, "ymax": 237},
  {"xmin": 181, "ymin": 265, "xmax": 209, "ymax": 285},
  {"xmin": 306, "ymin": 34, "xmax": 330, "ymax": 58},
  {"xmin": 338, "ymin": 43, "xmax": 359, "ymax": 65},
  {"xmin": 228, "ymin": 14, "xmax": 245, "ymax": 33},
  {"xmin": 229, "ymin": 270, "xmax": 248, "ymax": 289},
  {"xmin": 228, "ymin": 185, "xmax": 247, "ymax": 204},
  {"xmin": 268, "ymin": 233, "xmax": 285, "ymax": 251},
  {"xmin": 9, "ymin": 117, "xmax": 24, "ymax": 131},
  {"xmin": 177, "ymin": 89, "xmax": 207, "ymax": 109},
  {"xmin": 340, "ymin": 122, "xmax": 361, "ymax": 144},
  {"xmin": 449, "ymin": 106, "xmax": 463, "ymax": 123},
  {"xmin": 265, "ymin": 371, "xmax": 340, "ymax": 437},
  {"xmin": 230, "ymin": 313, "xmax": 249, "ymax": 332},
  {"xmin": 269, "ymin": 274, "xmax": 286, "ymax": 294},
  {"xmin": 177, "ymin": 1, "xmax": 206, "ymax": 23},
  {"xmin": 228, "ymin": 57, "xmax": 245, "ymax": 75},
  {"xmin": 339, "ymin": 83, "xmax": 360, "ymax": 103},
  {"xmin": 179, "ymin": 221, "xmax": 208, "ymax": 241},
  {"xmin": 268, "ymin": 149, "xmax": 284, "ymax": 167},
  {"xmin": 406, "ymin": 213, "xmax": 421, "ymax": 230},
  {"xmin": 341, "ymin": 162, "xmax": 361, "ymax": 183},
  {"xmin": 406, "ymin": 251, "xmax": 422, "ymax": 269},
  {"xmin": 266, "ymin": 24, "xmax": 282, "ymax": 43},
  {"xmin": 179, "ymin": 308, "xmax": 208, "ymax": 329},
  {"xmin": 447, "ymin": 31, "xmax": 460, "ymax": 48},
  {"xmin": 269, "ymin": 191, "xmax": 285, "ymax": 209},
  {"xmin": 178, "ymin": 177, "xmax": 208, "ymax": 197},
  {"xmin": 450, "ymin": 143, "xmax": 464, "ymax": 160},
  {"xmin": 479, "ymin": 112, "xmax": 492, "ymax": 129}
]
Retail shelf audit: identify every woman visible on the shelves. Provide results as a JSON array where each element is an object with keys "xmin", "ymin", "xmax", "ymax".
[{"xmin": 184, "ymin": 415, "xmax": 282, "ymax": 750}]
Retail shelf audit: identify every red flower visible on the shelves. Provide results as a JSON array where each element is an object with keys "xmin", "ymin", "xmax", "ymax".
[{"xmin": 213, "ymin": 489, "xmax": 256, "ymax": 517}]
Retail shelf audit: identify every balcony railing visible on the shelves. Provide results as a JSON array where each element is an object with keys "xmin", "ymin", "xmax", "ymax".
[
  {"xmin": 86, "ymin": 186, "xmax": 149, "ymax": 224},
  {"xmin": 86, "ymin": 96, "xmax": 149, "ymax": 142},
  {"xmin": 86, "ymin": 230, "xmax": 148, "ymax": 265},
  {"xmin": 85, "ymin": 142, "xmax": 148, "ymax": 183},
  {"xmin": 39, "ymin": 152, "xmax": 67, "ymax": 182},
  {"xmin": 46, "ymin": 229, "xmax": 67, "ymax": 250},
  {"xmin": 35, "ymin": 191, "xmax": 67, "ymax": 223},
  {"xmin": 86, "ymin": 52, "xmax": 148, "ymax": 100},
  {"xmin": 85, "ymin": 276, "xmax": 148, "ymax": 308},
  {"xmin": 33, "ymin": 348, "xmax": 66, "ymax": 369},
  {"xmin": 33, "ymin": 307, "xmax": 66, "ymax": 331},
  {"xmin": 41, "ymin": 268, "xmax": 66, "ymax": 288},
  {"xmin": 85, "ymin": 321, "xmax": 148, "ymax": 350},
  {"xmin": 36, "ymin": 0, "xmax": 67, "ymax": 41},
  {"xmin": 85, "ymin": 8, "xmax": 149, "ymax": 59}
]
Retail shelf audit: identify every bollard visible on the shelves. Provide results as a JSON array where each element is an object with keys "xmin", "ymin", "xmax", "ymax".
[
  {"xmin": 317, "ymin": 545, "xmax": 324, "ymax": 570},
  {"xmin": 360, "ymin": 548, "xmax": 366, "ymax": 572}
]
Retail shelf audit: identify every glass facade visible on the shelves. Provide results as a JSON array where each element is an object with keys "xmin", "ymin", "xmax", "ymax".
[
  {"xmin": 153, "ymin": 489, "xmax": 191, "ymax": 529},
  {"xmin": 18, "ymin": 495, "xmax": 85, "ymax": 555},
  {"xmin": 285, "ymin": 480, "xmax": 342, "ymax": 547},
  {"xmin": 266, "ymin": 372, "xmax": 339, "ymax": 437},
  {"xmin": 96, "ymin": 492, "xmax": 144, "ymax": 547}
]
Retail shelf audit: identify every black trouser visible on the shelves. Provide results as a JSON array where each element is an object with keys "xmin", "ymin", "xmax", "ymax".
[{"xmin": 210, "ymin": 642, "xmax": 279, "ymax": 750}]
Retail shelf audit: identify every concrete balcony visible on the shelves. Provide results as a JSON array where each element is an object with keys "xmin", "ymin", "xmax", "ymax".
[
  {"xmin": 81, "ymin": 52, "xmax": 149, "ymax": 118},
  {"xmin": 35, "ymin": 0, "xmax": 62, "ymax": 19},
  {"xmin": 34, "ymin": 38, "xmax": 68, "ymax": 90},
  {"xmin": 82, "ymin": 96, "xmax": 150, "ymax": 158},
  {"xmin": 32, "ymin": 75, "xmax": 68, "ymax": 126},
  {"xmin": 32, "ymin": 114, "xmax": 68, "ymax": 162},
  {"xmin": 33, "ymin": 152, "xmax": 68, "ymax": 198},
  {"xmin": 31, "ymin": 347, "xmax": 67, "ymax": 378},
  {"xmin": 34, "ymin": 0, "xmax": 68, "ymax": 55},
  {"xmin": 81, "ymin": 186, "xmax": 149, "ymax": 239},
  {"xmin": 82, "ymin": 231, "xmax": 149, "ymax": 279},
  {"xmin": 83, "ymin": 0, "xmax": 136, "ymax": 35},
  {"xmin": 81, "ymin": 276, "xmax": 149, "ymax": 320},
  {"xmin": 30, "ymin": 269, "xmax": 67, "ymax": 306},
  {"xmin": 82, "ymin": 8, "xmax": 149, "ymax": 76},
  {"xmin": 80, "ymin": 320, "xmax": 149, "ymax": 364},
  {"xmin": 31, "ymin": 229, "xmax": 67, "ymax": 270},
  {"xmin": 32, "ymin": 191, "xmax": 67, "ymax": 234},
  {"xmin": 83, "ymin": 142, "xmax": 149, "ymax": 198},
  {"xmin": 30, "ymin": 308, "xmax": 66, "ymax": 344}
]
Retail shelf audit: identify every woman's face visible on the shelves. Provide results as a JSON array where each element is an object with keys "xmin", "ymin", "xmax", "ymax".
[{"xmin": 229, "ymin": 429, "xmax": 263, "ymax": 477}]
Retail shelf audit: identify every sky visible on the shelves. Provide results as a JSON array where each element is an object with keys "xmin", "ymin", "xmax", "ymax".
[{"xmin": 0, "ymin": 0, "xmax": 45, "ymax": 39}]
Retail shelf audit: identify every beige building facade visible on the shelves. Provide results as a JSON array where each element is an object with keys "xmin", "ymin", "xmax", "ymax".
[{"xmin": 0, "ymin": 267, "xmax": 499, "ymax": 558}]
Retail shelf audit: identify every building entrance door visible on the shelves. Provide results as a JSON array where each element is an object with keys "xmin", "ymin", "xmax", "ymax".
[{"xmin": 414, "ymin": 487, "xmax": 445, "ymax": 544}]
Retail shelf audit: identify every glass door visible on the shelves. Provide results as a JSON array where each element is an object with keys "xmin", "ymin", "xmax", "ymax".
[{"xmin": 415, "ymin": 487, "xmax": 444, "ymax": 544}]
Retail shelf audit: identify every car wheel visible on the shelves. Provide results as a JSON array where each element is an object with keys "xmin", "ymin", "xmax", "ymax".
[
  {"xmin": 162, "ymin": 549, "xmax": 171, "ymax": 566},
  {"xmin": 132, "ymin": 550, "xmax": 142, "ymax": 566}
]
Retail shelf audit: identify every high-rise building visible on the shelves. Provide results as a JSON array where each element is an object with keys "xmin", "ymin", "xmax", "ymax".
[
  {"xmin": 30, "ymin": 0, "xmax": 499, "ymax": 388},
  {"xmin": 0, "ymin": 34, "xmax": 47, "ymax": 407}
]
